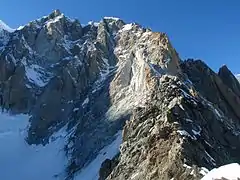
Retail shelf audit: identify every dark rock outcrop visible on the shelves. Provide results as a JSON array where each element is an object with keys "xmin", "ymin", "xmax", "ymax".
[
  {"xmin": 99, "ymin": 154, "xmax": 120, "ymax": 180},
  {"xmin": 218, "ymin": 65, "xmax": 240, "ymax": 97},
  {"xmin": 181, "ymin": 60, "xmax": 240, "ymax": 122}
]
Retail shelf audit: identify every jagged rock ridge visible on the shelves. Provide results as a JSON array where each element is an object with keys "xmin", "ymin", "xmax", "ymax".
[
  {"xmin": 104, "ymin": 63, "xmax": 240, "ymax": 180},
  {"xmin": 0, "ymin": 10, "xmax": 240, "ymax": 180}
]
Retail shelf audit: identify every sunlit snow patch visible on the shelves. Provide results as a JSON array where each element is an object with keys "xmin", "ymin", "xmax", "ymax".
[
  {"xmin": 0, "ymin": 111, "xmax": 68, "ymax": 180},
  {"xmin": 25, "ymin": 64, "xmax": 52, "ymax": 87},
  {"xmin": 202, "ymin": 163, "xmax": 240, "ymax": 180},
  {"xmin": 103, "ymin": 17, "xmax": 120, "ymax": 21},
  {"xmin": 82, "ymin": 97, "xmax": 89, "ymax": 107},
  {"xmin": 119, "ymin": 24, "xmax": 134, "ymax": 33},
  {"xmin": 88, "ymin": 21, "xmax": 99, "ymax": 27},
  {"xmin": 74, "ymin": 131, "xmax": 122, "ymax": 180}
]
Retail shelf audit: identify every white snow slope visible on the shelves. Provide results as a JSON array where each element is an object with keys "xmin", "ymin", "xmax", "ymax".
[
  {"xmin": 0, "ymin": 20, "xmax": 15, "ymax": 32},
  {"xmin": 0, "ymin": 111, "xmax": 122, "ymax": 180},
  {"xmin": 74, "ymin": 131, "xmax": 122, "ymax": 180},
  {"xmin": 202, "ymin": 163, "xmax": 240, "ymax": 180},
  {"xmin": 0, "ymin": 111, "xmax": 68, "ymax": 180}
]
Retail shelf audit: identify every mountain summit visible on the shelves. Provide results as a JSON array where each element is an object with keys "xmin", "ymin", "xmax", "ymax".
[{"xmin": 0, "ymin": 10, "xmax": 240, "ymax": 180}]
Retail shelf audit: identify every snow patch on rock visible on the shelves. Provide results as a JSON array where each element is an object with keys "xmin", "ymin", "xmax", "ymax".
[
  {"xmin": 82, "ymin": 97, "xmax": 89, "ymax": 107},
  {"xmin": 177, "ymin": 130, "xmax": 197, "ymax": 140},
  {"xmin": 119, "ymin": 24, "xmax": 134, "ymax": 32},
  {"xmin": 25, "ymin": 64, "xmax": 52, "ymax": 87}
]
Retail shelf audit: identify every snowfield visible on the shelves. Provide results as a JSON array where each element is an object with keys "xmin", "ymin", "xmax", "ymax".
[
  {"xmin": 202, "ymin": 163, "xmax": 240, "ymax": 180},
  {"xmin": 0, "ymin": 111, "xmax": 122, "ymax": 180},
  {"xmin": 0, "ymin": 111, "xmax": 68, "ymax": 180},
  {"xmin": 75, "ymin": 131, "xmax": 122, "ymax": 180}
]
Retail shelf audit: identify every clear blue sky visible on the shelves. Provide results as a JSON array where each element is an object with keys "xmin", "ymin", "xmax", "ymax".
[{"xmin": 1, "ymin": 0, "xmax": 240, "ymax": 74}]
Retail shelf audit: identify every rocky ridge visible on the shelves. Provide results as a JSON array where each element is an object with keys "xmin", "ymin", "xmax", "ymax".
[
  {"xmin": 103, "ymin": 63, "xmax": 240, "ymax": 180},
  {"xmin": 0, "ymin": 10, "xmax": 240, "ymax": 180}
]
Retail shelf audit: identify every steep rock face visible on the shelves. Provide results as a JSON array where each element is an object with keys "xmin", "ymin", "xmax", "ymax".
[
  {"xmin": 181, "ymin": 60, "xmax": 240, "ymax": 122},
  {"xmin": 218, "ymin": 65, "xmax": 240, "ymax": 97},
  {"xmin": 64, "ymin": 20, "xmax": 183, "ymax": 178},
  {"xmin": 0, "ymin": 10, "xmax": 183, "ymax": 178}
]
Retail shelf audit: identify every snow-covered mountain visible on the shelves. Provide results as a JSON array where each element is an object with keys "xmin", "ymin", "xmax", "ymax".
[
  {"xmin": 0, "ymin": 10, "xmax": 240, "ymax": 180},
  {"xmin": 0, "ymin": 20, "xmax": 15, "ymax": 32}
]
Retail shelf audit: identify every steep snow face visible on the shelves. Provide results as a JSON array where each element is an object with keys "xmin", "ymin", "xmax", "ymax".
[
  {"xmin": 0, "ymin": 111, "xmax": 68, "ymax": 180},
  {"xmin": 0, "ymin": 20, "xmax": 15, "ymax": 32},
  {"xmin": 74, "ymin": 131, "xmax": 122, "ymax": 180},
  {"xmin": 236, "ymin": 74, "xmax": 240, "ymax": 82},
  {"xmin": 202, "ymin": 163, "xmax": 240, "ymax": 180}
]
